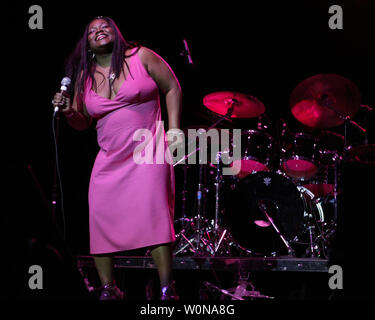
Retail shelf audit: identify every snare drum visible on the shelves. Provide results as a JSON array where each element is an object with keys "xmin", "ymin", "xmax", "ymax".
[
  {"xmin": 230, "ymin": 129, "xmax": 274, "ymax": 178},
  {"xmin": 281, "ymin": 132, "xmax": 319, "ymax": 180}
]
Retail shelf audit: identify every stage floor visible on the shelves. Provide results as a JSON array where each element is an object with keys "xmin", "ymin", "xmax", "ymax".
[
  {"xmin": 76, "ymin": 255, "xmax": 333, "ymax": 300},
  {"xmin": 77, "ymin": 255, "xmax": 329, "ymax": 273}
]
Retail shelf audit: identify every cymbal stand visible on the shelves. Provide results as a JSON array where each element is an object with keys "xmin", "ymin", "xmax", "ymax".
[
  {"xmin": 317, "ymin": 149, "xmax": 341, "ymax": 258},
  {"xmin": 173, "ymin": 103, "xmax": 234, "ymax": 167},
  {"xmin": 194, "ymin": 162, "xmax": 207, "ymax": 254},
  {"xmin": 209, "ymin": 150, "xmax": 248, "ymax": 256},
  {"xmin": 332, "ymin": 153, "xmax": 340, "ymax": 227},
  {"xmin": 174, "ymin": 164, "xmax": 190, "ymax": 227},
  {"xmin": 173, "ymin": 162, "xmax": 215, "ymax": 255},
  {"xmin": 318, "ymin": 104, "xmax": 367, "ymax": 238},
  {"xmin": 213, "ymin": 151, "xmax": 223, "ymax": 253},
  {"xmin": 173, "ymin": 102, "xmax": 236, "ymax": 256}
]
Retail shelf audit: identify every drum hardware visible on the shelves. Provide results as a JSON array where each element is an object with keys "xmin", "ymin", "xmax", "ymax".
[
  {"xmin": 289, "ymin": 73, "xmax": 361, "ymax": 129},
  {"xmin": 223, "ymin": 171, "xmax": 324, "ymax": 258},
  {"xmin": 173, "ymin": 99, "xmax": 238, "ymax": 255},
  {"xmin": 204, "ymin": 270, "xmax": 274, "ymax": 300},
  {"xmin": 257, "ymin": 201, "xmax": 295, "ymax": 256},
  {"xmin": 332, "ymin": 154, "xmax": 339, "ymax": 224},
  {"xmin": 173, "ymin": 80, "xmax": 372, "ymax": 261},
  {"xmin": 173, "ymin": 162, "xmax": 216, "ymax": 256},
  {"xmin": 173, "ymin": 96, "xmax": 238, "ymax": 168},
  {"xmin": 288, "ymin": 74, "xmax": 371, "ymax": 257},
  {"xmin": 210, "ymin": 152, "xmax": 254, "ymax": 256},
  {"xmin": 307, "ymin": 224, "xmax": 317, "ymax": 258},
  {"xmin": 174, "ymin": 91, "xmax": 269, "ymax": 256},
  {"xmin": 213, "ymin": 151, "xmax": 225, "ymax": 253},
  {"xmin": 203, "ymin": 91, "xmax": 265, "ymax": 119},
  {"xmin": 347, "ymin": 144, "xmax": 375, "ymax": 164},
  {"xmin": 280, "ymin": 132, "xmax": 319, "ymax": 181},
  {"xmin": 176, "ymin": 164, "xmax": 189, "ymax": 224},
  {"xmin": 195, "ymin": 163, "xmax": 205, "ymax": 253},
  {"xmin": 231, "ymin": 129, "xmax": 274, "ymax": 179},
  {"xmin": 296, "ymin": 185, "xmax": 328, "ymax": 258}
]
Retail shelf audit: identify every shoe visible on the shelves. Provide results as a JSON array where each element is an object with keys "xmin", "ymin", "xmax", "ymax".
[
  {"xmin": 160, "ymin": 280, "xmax": 179, "ymax": 300},
  {"xmin": 99, "ymin": 281, "xmax": 125, "ymax": 301}
]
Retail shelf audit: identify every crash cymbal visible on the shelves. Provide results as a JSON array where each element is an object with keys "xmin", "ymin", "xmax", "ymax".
[
  {"xmin": 203, "ymin": 91, "xmax": 265, "ymax": 118},
  {"xmin": 290, "ymin": 74, "xmax": 361, "ymax": 128}
]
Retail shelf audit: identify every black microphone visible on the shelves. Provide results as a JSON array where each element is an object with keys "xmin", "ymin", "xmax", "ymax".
[
  {"xmin": 53, "ymin": 76, "xmax": 71, "ymax": 113},
  {"xmin": 182, "ymin": 39, "xmax": 194, "ymax": 68}
]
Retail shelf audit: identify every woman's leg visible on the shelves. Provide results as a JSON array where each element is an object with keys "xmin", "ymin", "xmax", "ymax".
[
  {"xmin": 93, "ymin": 255, "xmax": 115, "ymax": 286},
  {"xmin": 150, "ymin": 243, "xmax": 179, "ymax": 300},
  {"xmin": 93, "ymin": 255, "xmax": 124, "ymax": 300},
  {"xmin": 150, "ymin": 243, "xmax": 173, "ymax": 287}
]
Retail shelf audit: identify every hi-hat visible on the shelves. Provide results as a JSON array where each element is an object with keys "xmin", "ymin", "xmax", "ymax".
[
  {"xmin": 290, "ymin": 74, "xmax": 361, "ymax": 128},
  {"xmin": 203, "ymin": 91, "xmax": 265, "ymax": 118}
]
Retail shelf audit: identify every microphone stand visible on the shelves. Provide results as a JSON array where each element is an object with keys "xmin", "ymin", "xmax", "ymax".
[
  {"xmin": 52, "ymin": 111, "xmax": 60, "ymax": 227},
  {"xmin": 52, "ymin": 108, "xmax": 65, "ymax": 240}
]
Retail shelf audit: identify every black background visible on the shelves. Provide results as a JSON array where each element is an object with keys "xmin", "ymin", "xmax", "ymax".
[{"xmin": 2, "ymin": 0, "xmax": 375, "ymax": 300}]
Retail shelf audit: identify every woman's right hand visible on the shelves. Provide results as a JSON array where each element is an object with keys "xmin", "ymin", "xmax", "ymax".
[{"xmin": 52, "ymin": 92, "xmax": 71, "ymax": 112}]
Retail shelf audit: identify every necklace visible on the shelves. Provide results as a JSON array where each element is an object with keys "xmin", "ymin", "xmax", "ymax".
[{"xmin": 108, "ymin": 73, "xmax": 116, "ymax": 81}]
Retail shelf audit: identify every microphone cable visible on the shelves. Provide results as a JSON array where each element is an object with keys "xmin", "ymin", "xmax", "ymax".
[{"xmin": 52, "ymin": 109, "xmax": 67, "ymax": 241}]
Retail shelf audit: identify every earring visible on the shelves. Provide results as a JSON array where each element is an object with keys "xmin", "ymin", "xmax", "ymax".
[{"xmin": 88, "ymin": 49, "xmax": 95, "ymax": 60}]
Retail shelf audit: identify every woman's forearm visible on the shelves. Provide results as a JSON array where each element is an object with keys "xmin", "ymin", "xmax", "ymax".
[
  {"xmin": 165, "ymin": 87, "xmax": 182, "ymax": 130},
  {"xmin": 62, "ymin": 108, "xmax": 92, "ymax": 131}
]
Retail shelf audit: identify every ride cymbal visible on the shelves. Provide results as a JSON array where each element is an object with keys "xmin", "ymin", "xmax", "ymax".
[{"xmin": 290, "ymin": 74, "xmax": 361, "ymax": 128}]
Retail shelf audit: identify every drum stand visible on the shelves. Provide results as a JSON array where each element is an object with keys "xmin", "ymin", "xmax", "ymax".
[
  {"xmin": 174, "ymin": 153, "xmax": 250, "ymax": 256},
  {"xmin": 173, "ymin": 105, "xmax": 234, "ymax": 256},
  {"xmin": 209, "ymin": 152, "xmax": 253, "ymax": 256},
  {"xmin": 173, "ymin": 162, "xmax": 216, "ymax": 255},
  {"xmin": 173, "ymin": 101, "xmax": 252, "ymax": 256}
]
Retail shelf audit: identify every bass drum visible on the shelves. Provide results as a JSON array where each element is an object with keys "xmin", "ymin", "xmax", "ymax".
[{"xmin": 223, "ymin": 171, "xmax": 324, "ymax": 257}]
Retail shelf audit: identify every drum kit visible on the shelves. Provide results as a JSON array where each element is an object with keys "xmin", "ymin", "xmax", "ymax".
[{"xmin": 173, "ymin": 73, "xmax": 374, "ymax": 259}]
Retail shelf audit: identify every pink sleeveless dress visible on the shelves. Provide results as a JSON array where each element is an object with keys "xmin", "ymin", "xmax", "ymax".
[{"xmin": 84, "ymin": 48, "xmax": 175, "ymax": 254}]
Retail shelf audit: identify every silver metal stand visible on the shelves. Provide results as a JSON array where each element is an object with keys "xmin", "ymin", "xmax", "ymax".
[
  {"xmin": 173, "ymin": 103, "xmax": 238, "ymax": 256},
  {"xmin": 204, "ymin": 271, "xmax": 274, "ymax": 300},
  {"xmin": 258, "ymin": 202, "xmax": 295, "ymax": 256}
]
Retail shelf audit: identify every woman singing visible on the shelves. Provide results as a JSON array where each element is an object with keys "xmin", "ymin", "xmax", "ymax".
[{"xmin": 52, "ymin": 16, "xmax": 182, "ymax": 300}]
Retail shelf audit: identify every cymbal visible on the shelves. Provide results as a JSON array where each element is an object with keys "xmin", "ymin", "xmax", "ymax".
[
  {"xmin": 290, "ymin": 74, "xmax": 361, "ymax": 128},
  {"xmin": 203, "ymin": 91, "xmax": 265, "ymax": 118}
]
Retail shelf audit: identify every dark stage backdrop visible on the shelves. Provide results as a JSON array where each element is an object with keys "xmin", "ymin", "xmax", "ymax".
[{"xmin": 3, "ymin": 0, "xmax": 375, "ymax": 299}]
